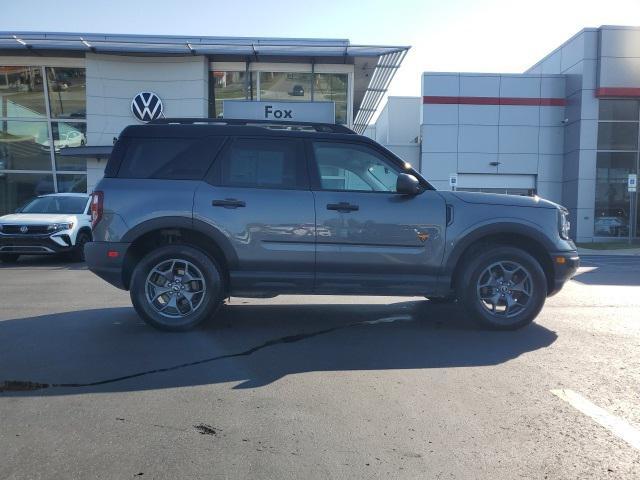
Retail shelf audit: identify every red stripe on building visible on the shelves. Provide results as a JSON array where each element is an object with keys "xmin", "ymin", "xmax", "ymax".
[
  {"xmin": 595, "ymin": 87, "xmax": 640, "ymax": 98},
  {"xmin": 423, "ymin": 96, "xmax": 566, "ymax": 106}
]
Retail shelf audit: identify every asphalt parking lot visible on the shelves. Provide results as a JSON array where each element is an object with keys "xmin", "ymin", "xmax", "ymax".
[{"xmin": 1, "ymin": 255, "xmax": 640, "ymax": 479}]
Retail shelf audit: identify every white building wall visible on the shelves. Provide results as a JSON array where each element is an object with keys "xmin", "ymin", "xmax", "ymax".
[
  {"xmin": 527, "ymin": 28, "xmax": 599, "ymax": 242},
  {"xmin": 370, "ymin": 96, "xmax": 421, "ymax": 167},
  {"xmin": 420, "ymin": 72, "xmax": 566, "ymax": 199},
  {"xmin": 85, "ymin": 53, "xmax": 209, "ymax": 191}
]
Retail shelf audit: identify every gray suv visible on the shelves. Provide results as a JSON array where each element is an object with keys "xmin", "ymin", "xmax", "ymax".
[{"xmin": 85, "ymin": 119, "xmax": 579, "ymax": 331}]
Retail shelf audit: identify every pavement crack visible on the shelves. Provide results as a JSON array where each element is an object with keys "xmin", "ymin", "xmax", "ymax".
[{"xmin": 0, "ymin": 316, "xmax": 405, "ymax": 393}]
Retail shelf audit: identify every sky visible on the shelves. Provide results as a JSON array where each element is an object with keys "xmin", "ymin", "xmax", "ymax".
[{"xmin": 3, "ymin": 0, "xmax": 640, "ymax": 115}]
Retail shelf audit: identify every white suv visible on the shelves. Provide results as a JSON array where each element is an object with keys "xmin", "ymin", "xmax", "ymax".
[{"xmin": 0, "ymin": 193, "xmax": 92, "ymax": 263}]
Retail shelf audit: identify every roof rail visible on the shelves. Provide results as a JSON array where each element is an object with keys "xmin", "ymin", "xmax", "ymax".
[{"xmin": 147, "ymin": 117, "xmax": 356, "ymax": 134}]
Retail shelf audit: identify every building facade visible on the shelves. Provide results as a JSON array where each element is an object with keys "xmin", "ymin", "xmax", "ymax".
[
  {"xmin": 0, "ymin": 32, "xmax": 407, "ymax": 214},
  {"xmin": 372, "ymin": 25, "xmax": 640, "ymax": 242}
]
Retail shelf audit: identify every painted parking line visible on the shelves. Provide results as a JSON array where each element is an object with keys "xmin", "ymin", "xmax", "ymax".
[{"xmin": 551, "ymin": 389, "xmax": 640, "ymax": 450}]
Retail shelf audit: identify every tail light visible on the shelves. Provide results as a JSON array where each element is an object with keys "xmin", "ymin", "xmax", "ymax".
[{"xmin": 91, "ymin": 191, "xmax": 104, "ymax": 228}]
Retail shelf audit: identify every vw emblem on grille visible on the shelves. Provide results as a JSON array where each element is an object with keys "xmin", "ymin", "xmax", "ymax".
[
  {"xmin": 131, "ymin": 91, "xmax": 163, "ymax": 122},
  {"xmin": 20, "ymin": 225, "xmax": 28, "ymax": 233}
]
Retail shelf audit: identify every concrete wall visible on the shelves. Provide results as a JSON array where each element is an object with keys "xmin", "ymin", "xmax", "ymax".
[
  {"xmin": 370, "ymin": 96, "xmax": 421, "ymax": 169},
  {"xmin": 85, "ymin": 53, "xmax": 209, "ymax": 191},
  {"xmin": 420, "ymin": 72, "xmax": 566, "ymax": 197},
  {"xmin": 527, "ymin": 28, "xmax": 600, "ymax": 242}
]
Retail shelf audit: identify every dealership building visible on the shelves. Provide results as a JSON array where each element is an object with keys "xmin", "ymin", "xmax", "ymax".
[
  {"xmin": 0, "ymin": 31, "xmax": 408, "ymax": 214},
  {"xmin": 368, "ymin": 25, "xmax": 640, "ymax": 242}
]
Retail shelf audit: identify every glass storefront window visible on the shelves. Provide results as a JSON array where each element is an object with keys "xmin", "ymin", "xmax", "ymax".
[
  {"xmin": 211, "ymin": 71, "xmax": 254, "ymax": 118},
  {"xmin": 0, "ymin": 66, "xmax": 46, "ymax": 118},
  {"xmin": 46, "ymin": 67, "xmax": 86, "ymax": 119},
  {"xmin": 599, "ymin": 99, "xmax": 640, "ymax": 121},
  {"xmin": 56, "ymin": 173, "xmax": 87, "ymax": 193},
  {"xmin": 597, "ymin": 121, "xmax": 639, "ymax": 151},
  {"xmin": 594, "ymin": 152, "xmax": 637, "ymax": 237},
  {"xmin": 0, "ymin": 172, "xmax": 54, "ymax": 213},
  {"xmin": 314, "ymin": 73, "xmax": 348, "ymax": 125},
  {"xmin": 51, "ymin": 122, "xmax": 87, "ymax": 171},
  {"xmin": 260, "ymin": 72, "xmax": 312, "ymax": 101},
  {"xmin": 0, "ymin": 120, "xmax": 52, "ymax": 170}
]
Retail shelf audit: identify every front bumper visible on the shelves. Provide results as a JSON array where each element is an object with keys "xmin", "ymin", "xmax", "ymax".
[
  {"xmin": 0, "ymin": 234, "xmax": 74, "ymax": 255},
  {"xmin": 548, "ymin": 251, "xmax": 580, "ymax": 296},
  {"xmin": 85, "ymin": 241, "xmax": 130, "ymax": 290}
]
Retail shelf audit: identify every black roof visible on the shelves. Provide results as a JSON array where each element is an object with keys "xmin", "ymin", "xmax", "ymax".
[{"xmin": 120, "ymin": 118, "xmax": 365, "ymax": 141}]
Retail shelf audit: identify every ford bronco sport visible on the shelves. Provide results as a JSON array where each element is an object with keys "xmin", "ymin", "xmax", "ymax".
[{"xmin": 85, "ymin": 118, "xmax": 579, "ymax": 331}]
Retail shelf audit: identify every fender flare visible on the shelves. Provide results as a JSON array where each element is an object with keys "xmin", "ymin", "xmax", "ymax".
[
  {"xmin": 443, "ymin": 220, "xmax": 555, "ymax": 276},
  {"xmin": 120, "ymin": 216, "xmax": 238, "ymax": 269}
]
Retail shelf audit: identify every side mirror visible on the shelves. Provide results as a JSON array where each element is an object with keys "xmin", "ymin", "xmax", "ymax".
[{"xmin": 396, "ymin": 173, "xmax": 421, "ymax": 195}]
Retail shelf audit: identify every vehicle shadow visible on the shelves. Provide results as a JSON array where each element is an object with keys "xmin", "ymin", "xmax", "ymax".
[
  {"xmin": 0, "ymin": 300, "xmax": 557, "ymax": 396},
  {"xmin": 0, "ymin": 255, "xmax": 86, "ymax": 271}
]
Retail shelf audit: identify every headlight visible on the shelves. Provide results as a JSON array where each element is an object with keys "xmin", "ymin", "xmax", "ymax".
[
  {"xmin": 558, "ymin": 208, "xmax": 570, "ymax": 240},
  {"xmin": 47, "ymin": 222, "xmax": 74, "ymax": 232}
]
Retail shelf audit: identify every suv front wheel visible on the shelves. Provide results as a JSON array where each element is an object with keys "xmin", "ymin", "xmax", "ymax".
[
  {"xmin": 458, "ymin": 246, "xmax": 547, "ymax": 330},
  {"xmin": 130, "ymin": 244, "xmax": 225, "ymax": 331}
]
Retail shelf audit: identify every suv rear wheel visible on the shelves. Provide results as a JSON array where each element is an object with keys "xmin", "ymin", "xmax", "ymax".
[
  {"xmin": 130, "ymin": 244, "xmax": 225, "ymax": 331},
  {"xmin": 458, "ymin": 246, "xmax": 547, "ymax": 330}
]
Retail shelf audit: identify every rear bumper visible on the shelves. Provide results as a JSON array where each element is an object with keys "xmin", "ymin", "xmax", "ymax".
[
  {"xmin": 0, "ymin": 234, "xmax": 74, "ymax": 255},
  {"xmin": 548, "ymin": 251, "xmax": 580, "ymax": 296},
  {"xmin": 85, "ymin": 241, "xmax": 130, "ymax": 290}
]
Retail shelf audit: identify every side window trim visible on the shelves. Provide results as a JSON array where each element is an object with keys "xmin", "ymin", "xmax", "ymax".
[
  {"xmin": 206, "ymin": 136, "xmax": 310, "ymax": 190},
  {"xmin": 308, "ymin": 139, "xmax": 403, "ymax": 193}
]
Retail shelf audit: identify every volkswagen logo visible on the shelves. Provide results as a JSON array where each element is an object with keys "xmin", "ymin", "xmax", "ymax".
[
  {"xmin": 20, "ymin": 225, "xmax": 28, "ymax": 233},
  {"xmin": 131, "ymin": 92, "xmax": 164, "ymax": 122}
]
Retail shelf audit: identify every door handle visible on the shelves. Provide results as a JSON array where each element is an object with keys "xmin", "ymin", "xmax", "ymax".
[
  {"xmin": 327, "ymin": 202, "xmax": 359, "ymax": 213},
  {"xmin": 212, "ymin": 198, "xmax": 246, "ymax": 209}
]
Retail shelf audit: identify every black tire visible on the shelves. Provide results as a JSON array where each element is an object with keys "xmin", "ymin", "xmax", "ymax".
[
  {"xmin": 71, "ymin": 231, "xmax": 91, "ymax": 262},
  {"xmin": 458, "ymin": 246, "xmax": 547, "ymax": 330},
  {"xmin": 0, "ymin": 253, "xmax": 20, "ymax": 264},
  {"xmin": 129, "ymin": 244, "xmax": 225, "ymax": 332}
]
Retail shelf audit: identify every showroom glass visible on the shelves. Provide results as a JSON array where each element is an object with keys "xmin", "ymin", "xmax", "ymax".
[
  {"xmin": 260, "ymin": 72, "xmax": 312, "ymax": 101},
  {"xmin": 211, "ymin": 71, "xmax": 255, "ymax": 118},
  {"xmin": 45, "ymin": 67, "xmax": 86, "ymax": 119},
  {"xmin": 595, "ymin": 99, "xmax": 640, "ymax": 237},
  {"xmin": 314, "ymin": 73, "xmax": 348, "ymax": 125},
  {"xmin": 0, "ymin": 172, "xmax": 54, "ymax": 213},
  {"xmin": 0, "ymin": 65, "xmax": 87, "ymax": 215},
  {"xmin": 56, "ymin": 174, "xmax": 87, "ymax": 193},
  {"xmin": 0, "ymin": 66, "xmax": 46, "ymax": 118},
  {"xmin": 51, "ymin": 122, "xmax": 87, "ymax": 171},
  {"xmin": 210, "ymin": 137, "xmax": 306, "ymax": 189},
  {"xmin": 312, "ymin": 142, "xmax": 400, "ymax": 192},
  {"xmin": 0, "ymin": 120, "xmax": 52, "ymax": 170}
]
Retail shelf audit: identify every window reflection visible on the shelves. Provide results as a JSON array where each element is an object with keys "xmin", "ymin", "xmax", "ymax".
[
  {"xmin": 46, "ymin": 67, "xmax": 86, "ymax": 118},
  {"xmin": 212, "ymin": 71, "xmax": 254, "ymax": 118},
  {"xmin": 52, "ymin": 122, "xmax": 87, "ymax": 171},
  {"xmin": 0, "ymin": 120, "xmax": 52, "ymax": 170},
  {"xmin": 56, "ymin": 174, "xmax": 87, "ymax": 193},
  {"xmin": 260, "ymin": 72, "xmax": 312, "ymax": 101},
  {"xmin": 594, "ymin": 153, "xmax": 636, "ymax": 237},
  {"xmin": 0, "ymin": 172, "xmax": 54, "ymax": 213},
  {"xmin": 0, "ymin": 66, "xmax": 46, "ymax": 118},
  {"xmin": 314, "ymin": 73, "xmax": 348, "ymax": 124}
]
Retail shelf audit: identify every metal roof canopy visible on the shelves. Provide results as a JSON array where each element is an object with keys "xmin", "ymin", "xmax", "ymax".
[{"xmin": 0, "ymin": 31, "xmax": 409, "ymax": 133}]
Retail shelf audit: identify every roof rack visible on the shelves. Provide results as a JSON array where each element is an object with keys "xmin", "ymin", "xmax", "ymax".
[{"xmin": 147, "ymin": 118, "xmax": 356, "ymax": 134}]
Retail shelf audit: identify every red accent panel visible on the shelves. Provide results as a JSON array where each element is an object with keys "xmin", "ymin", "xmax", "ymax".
[
  {"xmin": 596, "ymin": 87, "xmax": 640, "ymax": 98},
  {"xmin": 423, "ymin": 96, "xmax": 566, "ymax": 106}
]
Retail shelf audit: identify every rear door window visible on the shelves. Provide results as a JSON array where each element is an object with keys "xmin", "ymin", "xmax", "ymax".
[
  {"xmin": 208, "ymin": 137, "xmax": 308, "ymax": 189},
  {"xmin": 117, "ymin": 136, "xmax": 225, "ymax": 180}
]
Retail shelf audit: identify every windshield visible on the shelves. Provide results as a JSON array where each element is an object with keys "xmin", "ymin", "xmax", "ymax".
[{"xmin": 19, "ymin": 196, "xmax": 87, "ymax": 214}]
